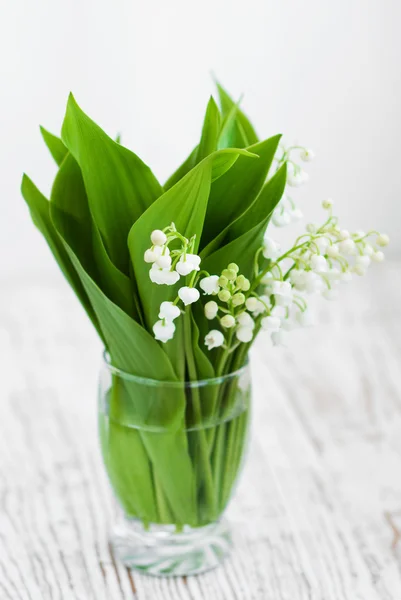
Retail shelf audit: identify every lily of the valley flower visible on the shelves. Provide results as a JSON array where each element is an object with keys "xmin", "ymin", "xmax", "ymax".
[
  {"xmin": 204, "ymin": 301, "xmax": 218, "ymax": 320},
  {"xmin": 151, "ymin": 230, "xmax": 167, "ymax": 246},
  {"xmin": 158, "ymin": 301, "xmax": 180, "ymax": 321},
  {"xmin": 153, "ymin": 319, "xmax": 175, "ymax": 343},
  {"xmin": 236, "ymin": 326, "xmax": 254, "ymax": 343},
  {"xmin": 176, "ymin": 254, "xmax": 201, "ymax": 276},
  {"xmin": 200, "ymin": 275, "xmax": 220, "ymax": 295},
  {"xmin": 149, "ymin": 263, "xmax": 180, "ymax": 286},
  {"xmin": 178, "ymin": 286, "xmax": 200, "ymax": 305},
  {"xmin": 261, "ymin": 315, "xmax": 281, "ymax": 332},
  {"xmin": 262, "ymin": 237, "xmax": 281, "ymax": 260},
  {"xmin": 205, "ymin": 330, "xmax": 225, "ymax": 350}
]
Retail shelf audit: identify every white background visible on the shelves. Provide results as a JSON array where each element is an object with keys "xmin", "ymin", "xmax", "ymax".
[{"xmin": 1, "ymin": 0, "xmax": 400, "ymax": 280}]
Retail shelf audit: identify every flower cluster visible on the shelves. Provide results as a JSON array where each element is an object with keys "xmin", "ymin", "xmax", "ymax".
[
  {"xmin": 146, "ymin": 193, "xmax": 389, "ymax": 350},
  {"xmin": 271, "ymin": 143, "xmax": 314, "ymax": 227}
]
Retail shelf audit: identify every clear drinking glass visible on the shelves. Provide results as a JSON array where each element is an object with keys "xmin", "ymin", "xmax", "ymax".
[{"xmin": 98, "ymin": 353, "xmax": 251, "ymax": 576}]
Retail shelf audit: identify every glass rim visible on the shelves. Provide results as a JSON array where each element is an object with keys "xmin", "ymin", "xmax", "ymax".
[{"xmin": 102, "ymin": 351, "xmax": 249, "ymax": 388}]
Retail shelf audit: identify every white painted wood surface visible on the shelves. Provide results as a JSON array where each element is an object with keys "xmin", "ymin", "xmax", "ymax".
[{"xmin": 1, "ymin": 263, "xmax": 400, "ymax": 599}]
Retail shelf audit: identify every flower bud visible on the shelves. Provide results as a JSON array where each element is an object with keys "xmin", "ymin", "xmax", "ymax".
[
  {"xmin": 306, "ymin": 223, "xmax": 317, "ymax": 234},
  {"xmin": 232, "ymin": 293, "xmax": 245, "ymax": 307},
  {"xmin": 227, "ymin": 263, "xmax": 239, "ymax": 273},
  {"xmin": 218, "ymin": 275, "xmax": 228, "ymax": 288},
  {"xmin": 220, "ymin": 315, "xmax": 236, "ymax": 329},
  {"xmin": 300, "ymin": 148, "xmax": 315, "ymax": 162},
  {"xmin": 339, "ymin": 229, "xmax": 350, "ymax": 240},
  {"xmin": 151, "ymin": 229, "xmax": 167, "ymax": 246},
  {"xmin": 204, "ymin": 301, "xmax": 218, "ymax": 320},
  {"xmin": 371, "ymin": 250, "xmax": 384, "ymax": 262},
  {"xmin": 236, "ymin": 275, "xmax": 250, "ymax": 291},
  {"xmin": 376, "ymin": 233, "xmax": 389, "ymax": 247},
  {"xmin": 322, "ymin": 198, "xmax": 333, "ymax": 210},
  {"xmin": 222, "ymin": 268, "xmax": 237, "ymax": 281},
  {"xmin": 218, "ymin": 289, "xmax": 231, "ymax": 302}
]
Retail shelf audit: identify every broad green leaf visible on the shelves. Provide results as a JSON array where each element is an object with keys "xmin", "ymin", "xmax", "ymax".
[
  {"xmin": 61, "ymin": 93, "xmax": 163, "ymax": 272},
  {"xmin": 201, "ymin": 162, "xmax": 287, "ymax": 259},
  {"xmin": 164, "ymin": 96, "xmax": 221, "ymax": 191},
  {"xmin": 216, "ymin": 82, "xmax": 259, "ymax": 146},
  {"xmin": 51, "ymin": 204, "xmax": 197, "ymax": 523},
  {"xmin": 51, "ymin": 153, "xmax": 137, "ymax": 318},
  {"xmin": 20, "ymin": 174, "xmax": 103, "ymax": 340},
  {"xmin": 201, "ymin": 166, "xmax": 287, "ymax": 280},
  {"xmin": 40, "ymin": 126, "xmax": 68, "ymax": 166},
  {"xmin": 195, "ymin": 96, "xmax": 221, "ymax": 162},
  {"xmin": 164, "ymin": 146, "xmax": 198, "ymax": 191},
  {"xmin": 230, "ymin": 163, "xmax": 287, "ymax": 238},
  {"xmin": 201, "ymin": 135, "xmax": 281, "ymax": 248}
]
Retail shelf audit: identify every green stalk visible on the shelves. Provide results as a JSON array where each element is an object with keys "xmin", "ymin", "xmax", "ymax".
[{"xmin": 183, "ymin": 309, "xmax": 217, "ymax": 523}]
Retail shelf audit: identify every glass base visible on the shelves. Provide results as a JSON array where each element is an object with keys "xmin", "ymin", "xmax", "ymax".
[{"xmin": 111, "ymin": 517, "xmax": 232, "ymax": 577}]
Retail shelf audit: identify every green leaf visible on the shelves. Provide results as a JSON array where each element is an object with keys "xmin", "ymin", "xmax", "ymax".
[
  {"xmin": 164, "ymin": 96, "xmax": 221, "ymax": 191},
  {"xmin": 51, "ymin": 205, "xmax": 197, "ymax": 523},
  {"xmin": 201, "ymin": 135, "xmax": 281, "ymax": 248},
  {"xmin": 201, "ymin": 165, "xmax": 287, "ymax": 280},
  {"xmin": 20, "ymin": 174, "xmax": 103, "ymax": 340},
  {"xmin": 216, "ymin": 82, "xmax": 259, "ymax": 147},
  {"xmin": 195, "ymin": 96, "xmax": 221, "ymax": 162},
  {"xmin": 40, "ymin": 126, "xmax": 68, "ymax": 166},
  {"xmin": 61, "ymin": 93, "xmax": 163, "ymax": 273},
  {"xmin": 50, "ymin": 153, "xmax": 137, "ymax": 318}
]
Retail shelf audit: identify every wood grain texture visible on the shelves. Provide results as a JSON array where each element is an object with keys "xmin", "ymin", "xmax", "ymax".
[{"xmin": 0, "ymin": 263, "xmax": 400, "ymax": 599}]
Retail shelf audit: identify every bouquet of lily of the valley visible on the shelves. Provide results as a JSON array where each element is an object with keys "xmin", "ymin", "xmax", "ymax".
[{"xmin": 22, "ymin": 84, "xmax": 388, "ymax": 576}]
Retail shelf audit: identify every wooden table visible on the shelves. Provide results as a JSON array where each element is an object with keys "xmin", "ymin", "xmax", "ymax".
[{"xmin": 1, "ymin": 263, "xmax": 400, "ymax": 599}]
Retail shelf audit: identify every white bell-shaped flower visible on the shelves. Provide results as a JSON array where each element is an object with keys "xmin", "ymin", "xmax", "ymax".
[
  {"xmin": 149, "ymin": 264, "xmax": 180, "ymax": 286},
  {"xmin": 205, "ymin": 329, "xmax": 225, "ymax": 350},
  {"xmin": 295, "ymin": 309, "xmax": 314, "ymax": 327},
  {"xmin": 287, "ymin": 167, "xmax": 309, "ymax": 187},
  {"xmin": 236, "ymin": 326, "xmax": 254, "ymax": 343},
  {"xmin": 371, "ymin": 251, "xmax": 384, "ymax": 263},
  {"xmin": 176, "ymin": 254, "xmax": 201, "ymax": 276},
  {"xmin": 290, "ymin": 208, "xmax": 303, "ymax": 222},
  {"xmin": 300, "ymin": 148, "xmax": 315, "ymax": 162},
  {"xmin": 155, "ymin": 253, "xmax": 172, "ymax": 269},
  {"xmin": 199, "ymin": 275, "xmax": 220, "ymax": 295},
  {"xmin": 237, "ymin": 312, "xmax": 255, "ymax": 329},
  {"xmin": 144, "ymin": 245, "xmax": 163, "ymax": 263},
  {"xmin": 339, "ymin": 239, "xmax": 356, "ymax": 256},
  {"xmin": 272, "ymin": 208, "xmax": 291, "ymax": 227},
  {"xmin": 327, "ymin": 244, "xmax": 339, "ymax": 258},
  {"xmin": 153, "ymin": 319, "xmax": 175, "ymax": 343},
  {"xmin": 376, "ymin": 234, "xmax": 389, "ymax": 247},
  {"xmin": 262, "ymin": 237, "xmax": 281, "ymax": 260},
  {"xmin": 261, "ymin": 315, "xmax": 281, "ymax": 332},
  {"xmin": 151, "ymin": 230, "xmax": 167, "ymax": 246},
  {"xmin": 204, "ymin": 301, "xmax": 218, "ymax": 320},
  {"xmin": 310, "ymin": 254, "xmax": 328, "ymax": 273},
  {"xmin": 178, "ymin": 286, "xmax": 200, "ymax": 305},
  {"xmin": 158, "ymin": 301, "xmax": 180, "ymax": 322}
]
